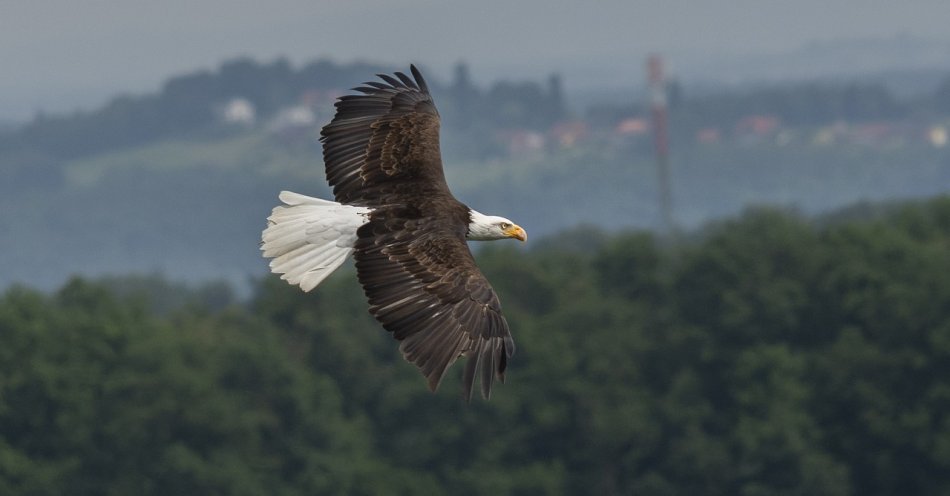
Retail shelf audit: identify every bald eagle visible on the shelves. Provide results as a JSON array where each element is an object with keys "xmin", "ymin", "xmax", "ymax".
[{"xmin": 261, "ymin": 65, "xmax": 526, "ymax": 400}]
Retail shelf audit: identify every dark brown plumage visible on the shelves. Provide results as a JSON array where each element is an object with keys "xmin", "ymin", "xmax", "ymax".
[{"xmin": 319, "ymin": 65, "xmax": 515, "ymax": 400}]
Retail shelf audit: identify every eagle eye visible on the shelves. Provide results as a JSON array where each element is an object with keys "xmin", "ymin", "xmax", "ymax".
[{"xmin": 500, "ymin": 222, "xmax": 511, "ymax": 230}]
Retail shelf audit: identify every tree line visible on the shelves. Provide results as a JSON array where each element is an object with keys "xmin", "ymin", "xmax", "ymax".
[
  {"xmin": 8, "ymin": 56, "xmax": 950, "ymax": 164},
  {"xmin": 0, "ymin": 59, "xmax": 566, "ymax": 163},
  {"xmin": 1, "ymin": 196, "xmax": 949, "ymax": 495}
]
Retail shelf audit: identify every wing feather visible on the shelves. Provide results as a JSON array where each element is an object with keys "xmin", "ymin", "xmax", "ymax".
[
  {"xmin": 354, "ymin": 210, "xmax": 515, "ymax": 400},
  {"xmin": 376, "ymin": 73, "xmax": 404, "ymax": 88},
  {"xmin": 394, "ymin": 71, "xmax": 418, "ymax": 89},
  {"xmin": 320, "ymin": 64, "xmax": 447, "ymax": 206}
]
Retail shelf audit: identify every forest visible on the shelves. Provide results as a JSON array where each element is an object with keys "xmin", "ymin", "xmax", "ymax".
[{"xmin": 2, "ymin": 195, "xmax": 949, "ymax": 495}]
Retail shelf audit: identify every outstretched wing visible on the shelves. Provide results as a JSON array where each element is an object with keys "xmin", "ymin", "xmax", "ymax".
[
  {"xmin": 320, "ymin": 65, "xmax": 449, "ymax": 207},
  {"xmin": 353, "ymin": 210, "xmax": 515, "ymax": 401}
]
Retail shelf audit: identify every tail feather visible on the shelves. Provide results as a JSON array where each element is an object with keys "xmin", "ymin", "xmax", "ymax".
[{"xmin": 261, "ymin": 191, "xmax": 370, "ymax": 292}]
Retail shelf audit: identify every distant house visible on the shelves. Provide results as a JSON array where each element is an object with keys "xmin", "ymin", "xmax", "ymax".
[
  {"xmin": 927, "ymin": 126, "xmax": 947, "ymax": 148},
  {"xmin": 615, "ymin": 118, "xmax": 649, "ymax": 136},
  {"xmin": 550, "ymin": 120, "xmax": 588, "ymax": 148},
  {"xmin": 269, "ymin": 106, "xmax": 316, "ymax": 129},
  {"xmin": 850, "ymin": 122, "xmax": 894, "ymax": 146},
  {"xmin": 268, "ymin": 105, "xmax": 318, "ymax": 141},
  {"xmin": 500, "ymin": 129, "xmax": 546, "ymax": 156},
  {"xmin": 221, "ymin": 98, "xmax": 256, "ymax": 126},
  {"xmin": 734, "ymin": 115, "xmax": 781, "ymax": 146},
  {"xmin": 736, "ymin": 115, "xmax": 780, "ymax": 136},
  {"xmin": 810, "ymin": 122, "xmax": 848, "ymax": 146},
  {"xmin": 696, "ymin": 127, "xmax": 721, "ymax": 145}
]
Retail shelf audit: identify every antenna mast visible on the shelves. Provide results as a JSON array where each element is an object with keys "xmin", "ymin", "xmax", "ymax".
[{"xmin": 648, "ymin": 54, "xmax": 674, "ymax": 233}]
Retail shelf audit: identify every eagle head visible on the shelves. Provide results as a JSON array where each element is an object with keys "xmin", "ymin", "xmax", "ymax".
[{"xmin": 467, "ymin": 210, "xmax": 527, "ymax": 242}]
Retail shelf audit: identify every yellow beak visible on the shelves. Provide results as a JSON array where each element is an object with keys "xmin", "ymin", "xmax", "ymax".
[{"xmin": 504, "ymin": 224, "xmax": 527, "ymax": 242}]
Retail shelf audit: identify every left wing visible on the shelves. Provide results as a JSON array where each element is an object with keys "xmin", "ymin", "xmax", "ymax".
[
  {"xmin": 320, "ymin": 65, "xmax": 450, "ymax": 207},
  {"xmin": 353, "ymin": 209, "xmax": 515, "ymax": 400}
]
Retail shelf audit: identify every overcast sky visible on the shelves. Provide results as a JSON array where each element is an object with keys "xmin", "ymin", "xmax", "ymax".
[{"xmin": 3, "ymin": 0, "xmax": 950, "ymax": 121}]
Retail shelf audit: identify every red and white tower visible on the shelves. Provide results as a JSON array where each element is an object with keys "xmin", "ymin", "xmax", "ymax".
[{"xmin": 648, "ymin": 54, "xmax": 674, "ymax": 233}]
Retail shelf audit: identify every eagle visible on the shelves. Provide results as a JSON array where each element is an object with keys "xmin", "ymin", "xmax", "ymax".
[{"xmin": 261, "ymin": 65, "xmax": 526, "ymax": 400}]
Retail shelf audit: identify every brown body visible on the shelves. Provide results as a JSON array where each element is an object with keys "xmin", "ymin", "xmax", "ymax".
[{"xmin": 319, "ymin": 66, "xmax": 515, "ymax": 400}]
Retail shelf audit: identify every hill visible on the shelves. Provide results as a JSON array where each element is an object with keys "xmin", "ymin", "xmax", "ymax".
[{"xmin": 2, "ymin": 57, "xmax": 950, "ymax": 290}]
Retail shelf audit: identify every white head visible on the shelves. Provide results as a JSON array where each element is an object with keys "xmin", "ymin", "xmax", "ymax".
[{"xmin": 467, "ymin": 210, "xmax": 527, "ymax": 242}]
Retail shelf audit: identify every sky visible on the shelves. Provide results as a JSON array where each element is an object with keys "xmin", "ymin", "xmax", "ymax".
[{"xmin": 3, "ymin": 0, "xmax": 950, "ymax": 121}]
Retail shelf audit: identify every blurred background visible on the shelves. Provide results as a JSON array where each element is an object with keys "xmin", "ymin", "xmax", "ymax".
[{"xmin": 2, "ymin": 1, "xmax": 950, "ymax": 494}]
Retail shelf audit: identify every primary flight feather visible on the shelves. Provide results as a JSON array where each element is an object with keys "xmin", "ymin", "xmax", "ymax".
[{"xmin": 261, "ymin": 65, "xmax": 526, "ymax": 400}]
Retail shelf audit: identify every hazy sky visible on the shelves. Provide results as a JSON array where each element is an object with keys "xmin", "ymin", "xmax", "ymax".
[{"xmin": 3, "ymin": 0, "xmax": 950, "ymax": 120}]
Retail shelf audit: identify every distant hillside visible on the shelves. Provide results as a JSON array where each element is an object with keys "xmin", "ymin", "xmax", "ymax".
[
  {"xmin": 0, "ymin": 58, "xmax": 568, "ymax": 163},
  {"xmin": 2, "ymin": 124, "xmax": 949, "ymax": 292},
  {"xmin": 2, "ymin": 57, "xmax": 950, "ymax": 291},
  {"xmin": 0, "ymin": 59, "xmax": 395, "ymax": 160}
]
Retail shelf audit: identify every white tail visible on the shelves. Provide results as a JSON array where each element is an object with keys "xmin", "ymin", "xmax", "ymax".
[{"xmin": 261, "ymin": 191, "xmax": 371, "ymax": 292}]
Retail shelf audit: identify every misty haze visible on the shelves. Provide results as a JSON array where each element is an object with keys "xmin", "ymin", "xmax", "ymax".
[{"xmin": 1, "ymin": 2, "xmax": 950, "ymax": 494}]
